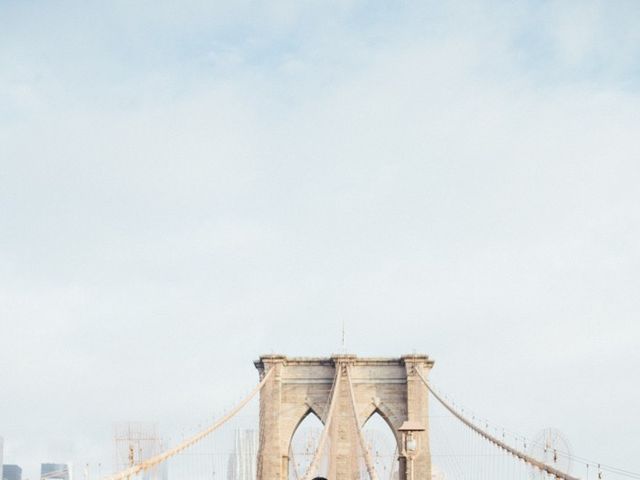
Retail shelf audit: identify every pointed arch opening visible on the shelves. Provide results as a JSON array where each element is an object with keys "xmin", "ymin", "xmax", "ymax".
[
  {"xmin": 361, "ymin": 410, "xmax": 400, "ymax": 479},
  {"xmin": 288, "ymin": 410, "xmax": 324, "ymax": 480}
]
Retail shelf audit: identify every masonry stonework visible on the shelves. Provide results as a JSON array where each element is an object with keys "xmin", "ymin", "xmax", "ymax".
[{"xmin": 254, "ymin": 354, "xmax": 434, "ymax": 480}]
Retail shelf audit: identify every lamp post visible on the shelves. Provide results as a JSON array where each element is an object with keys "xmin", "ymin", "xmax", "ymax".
[{"xmin": 398, "ymin": 421, "xmax": 425, "ymax": 480}]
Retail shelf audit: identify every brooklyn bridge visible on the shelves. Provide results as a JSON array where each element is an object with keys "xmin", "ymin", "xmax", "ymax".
[{"xmin": 91, "ymin": 354, "xmax": 636, "ymax": 480}]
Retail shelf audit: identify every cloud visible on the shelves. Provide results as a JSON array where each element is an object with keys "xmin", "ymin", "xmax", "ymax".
[{"xmin": 1, "ymin": 0, "xmax": 639, "ymax": 477}]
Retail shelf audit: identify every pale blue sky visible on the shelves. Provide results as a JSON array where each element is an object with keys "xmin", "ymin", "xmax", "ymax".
[{"xmin": 1, "ymin": 1, "xmax": 640, "ymax": 479}]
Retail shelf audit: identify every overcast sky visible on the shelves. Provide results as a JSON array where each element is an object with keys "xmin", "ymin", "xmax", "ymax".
[{"xmin": 1, "ymin": 0, "xmax": 640, "ymax": 479}]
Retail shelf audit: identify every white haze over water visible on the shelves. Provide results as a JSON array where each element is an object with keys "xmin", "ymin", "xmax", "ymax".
[{"xmin": 1, "ymin": 1, "xmax": 639, "ymax": 479}]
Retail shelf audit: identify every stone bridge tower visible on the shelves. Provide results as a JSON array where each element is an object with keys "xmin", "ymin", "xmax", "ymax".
[{"xmin": 254, "ymin": 354, "xmax": 434, "ymax": 480}]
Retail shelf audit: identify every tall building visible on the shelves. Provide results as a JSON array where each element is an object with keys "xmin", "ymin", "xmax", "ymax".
[
  {"xmin": 40, "ymin": 463, "xmax": 69, "ymax": 480},
  {"xmin": 3, "ymin": 465, "xmax": 23, "ymax": 480},
  {"xmin": 113, "ymin": 423, "xmax": 166, "ymax": 480},
  {"xmin": 226, "ymin": 429, "xmax": 258, "ymax": 480},
  {"xmin": 0, "ymin": 437, "xmax": 4, "ymax": 480}
]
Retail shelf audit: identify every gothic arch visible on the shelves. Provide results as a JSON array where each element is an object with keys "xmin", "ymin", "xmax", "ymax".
[
  {"xmin": 288, "ymin": 409, "xmax": 324, "ymax": 479},
  {"xmin": 288, "ymin": 407, "xmax": 324, "ymax": 450},
  {"xmin": 362, "ymin": 410, "xmax": 401, "ymax": 479},
  {"xmin": 361, "ymin": 405, "xmax": 403, "ymax": 449}
]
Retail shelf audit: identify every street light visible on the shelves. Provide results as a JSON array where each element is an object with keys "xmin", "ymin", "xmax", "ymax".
[{"xmin": 398, "ymin": 421, "xmax": 425, "ymax": 480}]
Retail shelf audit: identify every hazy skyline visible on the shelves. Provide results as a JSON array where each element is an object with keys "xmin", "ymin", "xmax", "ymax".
[{"xmin": 1, "ymin": 1, "xmax": 639, "ymax": 479}]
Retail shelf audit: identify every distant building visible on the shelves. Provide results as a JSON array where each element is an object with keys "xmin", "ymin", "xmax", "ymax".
[
  {"xmin": 40, "ymin": 463, "xmax": 69, "ymax": 480},
  {"xmin": 3, "ymin": 465, "xmax": 22, "ymax": 480},
  {"xmin": 113, "ymin": 423, "xmax": 166, "ymax": 480},
  {"xmin": 0, "ymin": 437, "xmax": 3, "ymax": 480},
  {"xmin": 226, "ymin": 429, "xmax": 258, "ymax": 480}
]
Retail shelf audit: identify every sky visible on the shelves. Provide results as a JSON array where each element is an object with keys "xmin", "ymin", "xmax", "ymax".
[{"xmin": 1, "ymin": 0, "xmax": 640, "ymax": 478}]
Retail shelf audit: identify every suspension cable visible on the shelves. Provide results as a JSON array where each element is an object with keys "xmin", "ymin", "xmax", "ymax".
[
  {"xmin": 290, "ymin": 442, "xmax": 301, "ymax": 480},
  {"xmin": 302, "ymin": 364, "xmax": 343, "ymax": 480},
  {"xmin": 41, "ymin": 469, "xmax": 70, "ymax": 479},
  {"xmin": 103, "ymin": 367, "xmax": 274, "ymax": 480},
  {"xmin": 345, "ymin": 365, "xmax": 380, "ymax": 480},
  {"xmin": 415, "ymin": 369, "xmax": 581, "ymax": 480},
  {"xmin": 422, "ymin": 373, "xmax": 640, "ymax": 480}
]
